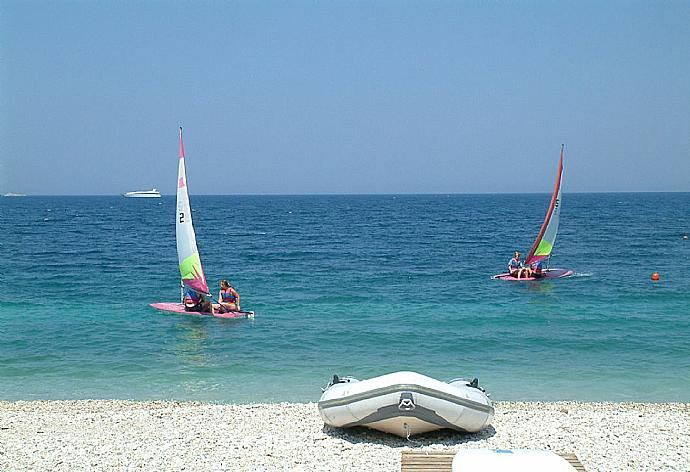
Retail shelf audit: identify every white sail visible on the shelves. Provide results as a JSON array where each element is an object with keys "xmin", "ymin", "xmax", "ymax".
[{"xmin": 176, "ymin": 127, "xmax": 209, "ymax": 295}]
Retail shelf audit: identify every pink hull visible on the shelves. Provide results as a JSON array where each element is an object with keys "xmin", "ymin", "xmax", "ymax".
[
  {"xmin": 492, "ymin": 269, "xmax": 573, "ymax": 281},
  {"xmin": 150, "ymin": 302, "xmax": 254, "ymax": 319}
]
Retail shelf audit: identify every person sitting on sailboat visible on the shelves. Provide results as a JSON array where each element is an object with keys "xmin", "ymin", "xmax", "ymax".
[
  {"xmin": 530, "ymin": 260, "xmax": 545, "ymax": 278},
  {"xmin": 215, "ymin": 279, "xmax": 240, "ymax": 313},
  {"xmin": 183, "ymin": 286, "xmax": 213, "ymax": 313},
  {"xmin": 508, "ymin": 251, "xmax": 529, "ymax": 279}
]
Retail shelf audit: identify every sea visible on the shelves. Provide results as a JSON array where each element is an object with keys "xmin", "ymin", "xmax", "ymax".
[{"xmin": 1, "ymin": 193, "xmax": 689, "ymax": 403}]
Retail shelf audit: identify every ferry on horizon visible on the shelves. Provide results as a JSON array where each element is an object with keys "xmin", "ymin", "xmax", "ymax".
[
  {"xmin": 3, "ymin": 192, "xmax": 27, "ymax": 197},
  {"xmin": 123, "ymin": 188, "xmax": 161, "ymax": 198}
]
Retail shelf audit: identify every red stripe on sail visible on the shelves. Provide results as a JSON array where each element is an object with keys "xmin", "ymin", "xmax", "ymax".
[
  {"xmin": 179, "ymin": 127, "xmax": 185, "ymax": 160},
  {"xmin": 183, "ymin": 262, "xmax": 209, "ymax": 295},
  {"xmin": 525, "ymin": 146, "xmax": 563, "ymax": 265},
  {"xmin": 184, "ymin": 278, "xmax": 210, "ymax": 296},
  {"xmin": 527, "ymin": 254, "xmax": 548, "ymax": 264}
]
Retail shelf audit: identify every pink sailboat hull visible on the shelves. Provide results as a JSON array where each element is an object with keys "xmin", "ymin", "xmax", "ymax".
[
  {"xmin": 150, "ymin": 302, "xmax": 254, "ymax": 319},
  {"xmin": 491, "ymin": 269, "xmax": 573, "ymax": 281}
]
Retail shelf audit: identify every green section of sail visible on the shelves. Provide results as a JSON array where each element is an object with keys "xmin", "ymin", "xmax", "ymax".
[
  {"xmin": 179, "ymin": 251, "xmax": 202, "ymax": 282},
  {"xmin": 533, "ymin": 239, "xmax": 554, "ymax": 257}
]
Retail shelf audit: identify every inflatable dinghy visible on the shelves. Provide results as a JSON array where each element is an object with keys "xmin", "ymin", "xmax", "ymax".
[{"xmin": 318, "ymin": 371, "xmax": 493, "ymax": 438}]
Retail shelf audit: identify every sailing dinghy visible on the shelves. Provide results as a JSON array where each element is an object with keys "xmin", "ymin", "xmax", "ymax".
[
  {"xmin": 493, "ymin": 145, "xmax": 573, "ymax": 281},
  {"xmin": 150, "ymin": 128, "xmax": 254, "ymax": 319}
]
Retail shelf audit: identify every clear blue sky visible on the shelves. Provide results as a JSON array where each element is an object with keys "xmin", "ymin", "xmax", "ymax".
[{"xmin": 1, "ymin": 0, "xmax": 689, "ymax": 195}]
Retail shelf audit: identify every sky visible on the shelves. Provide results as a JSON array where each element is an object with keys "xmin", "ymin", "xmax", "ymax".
[{"xmin": 1, "ymin": 0, "xmax": 689, "ymax": 195}]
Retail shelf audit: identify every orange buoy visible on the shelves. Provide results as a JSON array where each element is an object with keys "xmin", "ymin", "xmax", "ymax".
[{"xmin": 651, "ymin": 272, "xmax": 660, "ymax": 281}]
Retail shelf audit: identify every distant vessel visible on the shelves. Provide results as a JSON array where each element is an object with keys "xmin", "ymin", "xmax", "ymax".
[
  {"xmin": 123, "ymin": 188, "xmax": 161, "ymax": 198},
  {"xmin": 3, "ymin": 192, "xmax": 26, "ymax": 197}
]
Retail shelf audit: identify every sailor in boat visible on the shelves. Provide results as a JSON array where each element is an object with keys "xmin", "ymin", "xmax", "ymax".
[
  {"xmin": 508, "ymin": 251, "xmax": 529, "ymax": 279},
  {"xmin": 530, "ymin": 260, "xmax": 545, "ymax": 278},
  {"xmin": 182, "ymin": 286, "xmax": 213, "ymax": 313},
  {"xmin": 215, "ymin": 279, "xmax": 240, "ymax": 313}
]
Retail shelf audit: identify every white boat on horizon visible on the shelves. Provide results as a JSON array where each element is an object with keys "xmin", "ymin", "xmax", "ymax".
[{"xmin": 123, "ymin": 188, "xmax": 161, "ymax": 198}]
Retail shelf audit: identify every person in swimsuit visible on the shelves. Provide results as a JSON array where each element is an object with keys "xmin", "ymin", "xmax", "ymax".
[
  {"xmin": 215, "ymin": 279, "xmax": 240, "ymax": 313},
  {"xmin": 508, "ymin": 251, "xmax": 528, "ymax": 279}
]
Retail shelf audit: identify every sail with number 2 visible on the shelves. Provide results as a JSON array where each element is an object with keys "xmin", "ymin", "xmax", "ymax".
[
  {"xmin": 176, "ymin": 127, "xmax": 209, "ymax": 295},
  {"xmin": 525, "ymin": 144, "xmax": 564, "ymax": 266}
]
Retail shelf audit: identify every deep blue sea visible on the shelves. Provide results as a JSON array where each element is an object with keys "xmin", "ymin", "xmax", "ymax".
[{"xmin": 1, "ymin": 193, "xmax": 689, "ymax": 403}]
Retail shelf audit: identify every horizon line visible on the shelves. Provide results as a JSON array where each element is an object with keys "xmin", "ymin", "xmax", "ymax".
[{"xmin": 4, "ymin": 190, "xmax": 690, "ymax": 197}]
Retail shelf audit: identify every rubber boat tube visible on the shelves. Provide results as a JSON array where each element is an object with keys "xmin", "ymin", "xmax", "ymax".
[{"xmin": 318, "ymin": 371, "xmax": 493, "ymax": 438}]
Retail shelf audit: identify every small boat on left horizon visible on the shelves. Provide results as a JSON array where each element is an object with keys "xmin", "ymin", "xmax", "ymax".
[
  {"xmin": 3, "ymin": 192, "xmax": 27, "ymax": 197},
  {"xmin": 123, "ymin": 188, "xmax": 161, "ymax": 198}
]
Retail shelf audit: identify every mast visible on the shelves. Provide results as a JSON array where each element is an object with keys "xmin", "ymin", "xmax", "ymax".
[{"xmin": 525, "ymin": 145, "xmax": 564, "ymax": 265}]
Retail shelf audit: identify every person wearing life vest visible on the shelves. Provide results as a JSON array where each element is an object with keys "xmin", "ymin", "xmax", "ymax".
[
  {"xmin": 508, "ymin": 251, "xmax": 528, "ymax": 279},
  {"xmin": 183, "ymin": 286, "xmax": 213, "ymax": 313},
  {"xmin": 531, "ymin": 260, "xmax": 545, "ymax": 278},
  {"xmin": 216, "ymin": 279, "xmax": 240, "ymax": 313}
]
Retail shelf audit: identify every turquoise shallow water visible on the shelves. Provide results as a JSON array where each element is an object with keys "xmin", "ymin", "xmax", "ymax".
[{"xmin": 1, "ymin": 193, "xmax": 689, "ymax": 403}]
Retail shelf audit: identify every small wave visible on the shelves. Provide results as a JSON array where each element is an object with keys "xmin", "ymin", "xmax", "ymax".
[
  {"xmin": 230, "ymin": 231, "xmax": 269, "ymax": 236},
  {"xmin": 572, "ymin": 272, "xmax": 593, "ymax": 277}
]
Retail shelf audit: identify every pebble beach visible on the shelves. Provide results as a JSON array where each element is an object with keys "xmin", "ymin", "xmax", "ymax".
[{"xmin": 1, "ymin": 400, "xmax": 688, "ymax": 471}]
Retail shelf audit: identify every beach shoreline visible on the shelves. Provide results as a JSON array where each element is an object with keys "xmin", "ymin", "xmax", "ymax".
[{"xmin": 1, "ymin": 400, "xmax": 688, "ymax": 471}]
